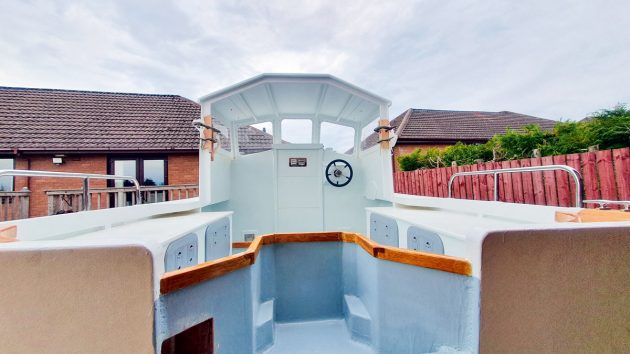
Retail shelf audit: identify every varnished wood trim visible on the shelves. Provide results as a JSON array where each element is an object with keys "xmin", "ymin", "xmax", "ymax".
[
  {"xmin": 160, "ymin": 231, "xmax": 472, "ymax": 294},
  {"xmin": 248, "ymin": 236, "xmax": 263, "ymax": 262},
  {"xmin": 555, "ymin": 209, "xmax": 630, "ymax": 223},
  {"xmin": 232, "ymin": 242, "xmax": 252, "ymax": 249},
  {"xmin": 160, "ymin": 252, "xmax": 255, "ymax": 294},
  {"xmin": 266, "ymin": 232, "xmax": 341, "ymax": 244},
  {"xmin": 377, "ymin": 246, "xmax": 472, "ymax": 276},
  {"xmin": 0, "ymin": 225, "xmax": 17, "ymax": 243},
  {"xmin": 341, "ymin": 232, "xmax": 384, "ymax": 257}
]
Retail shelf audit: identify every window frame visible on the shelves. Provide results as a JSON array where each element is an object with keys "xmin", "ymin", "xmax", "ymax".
[
  {"xmin": 280, "ymin": 118, "xmax": 313, "ymax": 144},
  {"xmin": 0, "ymin": 157, "xmax": 16, "ymax": 192},
  {"xmin": 319, "ymin": 121, "xmax": 356, "ymax": 154},
  {"xmin": 107, "ymin": 155, "xmax": 169, "ymax": 187}
]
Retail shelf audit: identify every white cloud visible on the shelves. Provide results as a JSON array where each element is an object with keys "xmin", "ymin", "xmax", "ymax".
[{"xmin": 0, "ymin": 0, "xmax": 628, "ymax": 121}]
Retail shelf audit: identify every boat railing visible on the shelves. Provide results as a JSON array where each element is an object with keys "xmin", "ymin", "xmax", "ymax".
[
  {"xmin": 447, "ymin": 164, "xmax": 583, "ymax": 207},
  {"xmin": 0, "ymin": 169, "xmax": 141, "ymax": 213},
  {"xmin": 583, "ymin": 199, "xmax": 630, "ymax": 211}
]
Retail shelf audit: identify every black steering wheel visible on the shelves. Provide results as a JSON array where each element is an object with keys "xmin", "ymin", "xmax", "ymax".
[{"xmin": 325, "ymin": 159, "xmax": 353, "ymax": 187}]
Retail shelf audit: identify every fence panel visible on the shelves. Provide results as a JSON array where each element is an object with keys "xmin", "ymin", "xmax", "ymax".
[
  {"xmin": 580, "ymin": 151, "xmax": 600, "ymax": 201},
  {"xmin": 613, "ymin": 148, "xmax": 630, "ymax": 200},
  {"xmin": 553, "ymin": 155, "xmax": 572, "ymax": 207},
  {"xmin": 394, "ymin": 148, "xmax": 630, "ymax": 208},
  {"xmin": 596, "ymin": 150, "xmax": 618, "ymax": 207},
  {"xmin": 565, "ymin": 153, "xmax": 581, "ymax": 206}
]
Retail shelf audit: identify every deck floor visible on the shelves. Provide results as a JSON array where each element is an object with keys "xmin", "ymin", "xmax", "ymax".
[{"xmin": 264, "ymin": 319, "xmax": 375, "ymax": 354}]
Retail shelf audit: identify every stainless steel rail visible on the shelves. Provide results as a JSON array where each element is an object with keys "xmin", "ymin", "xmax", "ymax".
[
  {"xmin": 0, "ymin": 170, "xmax": 141, "ymax": 211},
  {"xmin": 447, "ymin": 164, "xmax": 583, "ymax": 207},
  {"xmin": 583, "ymin": 199, "xmax": 630, "ymax": 211}
]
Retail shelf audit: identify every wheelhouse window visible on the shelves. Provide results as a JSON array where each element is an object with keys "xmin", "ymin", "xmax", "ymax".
[
  {"xmin": 281, "ymin": 119, "xmax": 312, "ymax": 144},
  {"xmin": 320, "ymin": 122, "xmax": 354, "ymax": 154},
  {"xmin": 213, "ymin": 119, "xmax": 231, "ymax": 152},
  {"xmin": 360, "ymin": 117, "xmax": 380, "ymax": 151},
  {"xmin": 0, "ymin": 158, "xmax": 15, "ymax": 191},
  {"xmin": 238, "ymin": 122, "xmax": 274, "ymax": 155}
]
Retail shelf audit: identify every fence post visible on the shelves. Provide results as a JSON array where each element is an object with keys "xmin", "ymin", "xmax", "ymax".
[
  {"xmin": 20, "ymin": 187, "xmax": 30, "ymax": 219},
  {"xmin": 82, "ymin": 178, "xmax": 91, "ymax": 211}
]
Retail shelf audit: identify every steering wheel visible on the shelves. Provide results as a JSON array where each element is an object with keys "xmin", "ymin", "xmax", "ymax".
[{"xmin": 325, "ymin": 159, "xmax": 353, "ymax": 187}]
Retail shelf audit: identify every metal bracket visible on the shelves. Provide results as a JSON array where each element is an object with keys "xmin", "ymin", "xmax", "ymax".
[
  {"xmin": 192, "ymin": 121, "xmax": 221, "ymax": 133},
  {"xmin": 376, "ymin": 137, "xmax": 394, "ymax": 144},
  {"xmin": 373, "ymin": 125, "xmax": 393, "ymax": 132}
]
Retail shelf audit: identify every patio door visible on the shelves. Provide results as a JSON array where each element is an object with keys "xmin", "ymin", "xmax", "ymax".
[{"xmin": 108, "ymin": 156, "xmax": 168, "ymax": 205}]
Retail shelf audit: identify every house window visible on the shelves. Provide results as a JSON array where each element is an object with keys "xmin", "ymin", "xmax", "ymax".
[
  {"xmin": 109, "ymin": 157, "xmax": 168, "ymax": 205},
  {"xmin": 143, "ymin": 160, "xmax": 166, "ymax": 186},
  {"xmin": 109, "ymin": 157, "xmax": 168, "ymax": 186},
  {"xmin": 0, "ymin": 158, "xmax": 15, "ymax": 191},
  {"xmin": 113, "ymin": 160, "xmax": 137, "ymax": 187}
]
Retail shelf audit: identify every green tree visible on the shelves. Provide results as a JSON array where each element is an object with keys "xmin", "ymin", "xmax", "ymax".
[{"xmin": 585, "ymin": 104, "xmax": 630, "ymax": 150}]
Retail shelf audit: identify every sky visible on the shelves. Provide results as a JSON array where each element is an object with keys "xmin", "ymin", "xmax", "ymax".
[{"xmin": 1, "ymin": 0, "xmax": 629, "ymax": 130}]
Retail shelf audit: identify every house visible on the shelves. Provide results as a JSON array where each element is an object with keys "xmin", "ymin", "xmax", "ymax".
[
  {"xmin": 362, "ymin": 108, "xmax": 557, "ymax": 171},
  {"xmin": 0, "ymin": 87, "xmax": 273, "ymax": 219}
]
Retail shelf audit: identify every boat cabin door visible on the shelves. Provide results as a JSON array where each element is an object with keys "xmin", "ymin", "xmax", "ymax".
[{"xmin": 274, "ymin": 145, "xmax": 323, "ymax": 232}]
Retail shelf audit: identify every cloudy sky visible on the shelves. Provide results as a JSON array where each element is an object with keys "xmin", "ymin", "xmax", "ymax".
[{"xmin": 1, "ymin": 0, "xmax": 629, "ymax": 124}]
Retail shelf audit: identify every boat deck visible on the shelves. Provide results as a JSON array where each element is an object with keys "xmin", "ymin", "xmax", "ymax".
[{"xmin": 264, "ymin": 319, "xmax": 374, "ymax": 354}]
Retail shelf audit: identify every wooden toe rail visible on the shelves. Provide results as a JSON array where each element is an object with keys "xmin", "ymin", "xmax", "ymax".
[{"xmin": 160, "ymin": 232, "xmax": 472, "ymax": 294}]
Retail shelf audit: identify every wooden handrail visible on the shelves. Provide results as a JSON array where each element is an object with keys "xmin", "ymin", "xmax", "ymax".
[
  {"xmin": 160, "ymin": 231, "xmax": 472, "ymax": 294},
  {"xmin": 0, "ymin": 191, "xmax": 31, "ymax": 197}
]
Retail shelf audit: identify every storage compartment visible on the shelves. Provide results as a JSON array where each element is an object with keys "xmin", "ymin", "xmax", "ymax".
[
  {"xmin": 165, "ymin": 233, "xmax": 199, "ymax": 272},
  {"xmin": 407, "ymin": 226, "xmax": 444, "ymax": 254},
  {"xmin": 161, "ymin": 318, "xmax": 213, "ymax": 354},
  {"xmin": 205, "ymin": 217, "xmax": 231, "ymax": 261},
  {"xmin": 369, "ymin": 213, "xmax": 398, "ymax": 247}
]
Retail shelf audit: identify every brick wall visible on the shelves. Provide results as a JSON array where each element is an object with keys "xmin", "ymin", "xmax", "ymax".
[
  {"xmin": 14, "ymin": 155, "xmax": 108, "ymax": 217},
  {"xmin": 168, "ymin": 153, "xmax": 199, "ymax": 186},
  {"xmin": 11, "ymin": 152, "xmax": 199, "ymax": 218}
]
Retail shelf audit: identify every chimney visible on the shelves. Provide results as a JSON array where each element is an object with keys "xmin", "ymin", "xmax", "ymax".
[{"xmin": 262, "ymin": 127, "xmax": 267, "ymax": 133}]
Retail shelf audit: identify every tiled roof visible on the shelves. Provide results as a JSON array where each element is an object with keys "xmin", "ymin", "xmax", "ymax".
[
  {"xmin": 217, "ymin": 124, "xmax": 275, "ymax": 154},
  {"xmin": 362, "ymin": 108, "xmax": 557, "ymax": 149},
  {"xmin": 0, "ymin": 86, "xmax": 274, "ymax": 154}
]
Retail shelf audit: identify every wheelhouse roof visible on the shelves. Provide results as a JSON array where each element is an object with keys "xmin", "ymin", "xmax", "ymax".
[{"xmin": 199, "ymin": 74, "xmax": 391, "ymax": 128}]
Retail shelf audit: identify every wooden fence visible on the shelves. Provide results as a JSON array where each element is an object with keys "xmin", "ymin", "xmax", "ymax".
[
  {"xmin": 0, "ymin": 190, "xmax": 30, "ymax": 221},
  {"xmin": 394, "ymin": 147, "xmax": 630, "ymax": 208},
  {"xmin": 45, "ymin": 184, "xmax": 199, "ymax": 215}
]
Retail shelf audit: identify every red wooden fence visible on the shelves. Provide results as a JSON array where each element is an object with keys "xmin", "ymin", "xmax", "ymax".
[{"xmin": 393, "ymin": 147, "xmax": 630, "ymax": 208}]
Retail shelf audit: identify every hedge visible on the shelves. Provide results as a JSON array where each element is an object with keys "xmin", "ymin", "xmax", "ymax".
[{"xmin": 397, "ymin": 104, "xmax": 630, "ymax": 171}]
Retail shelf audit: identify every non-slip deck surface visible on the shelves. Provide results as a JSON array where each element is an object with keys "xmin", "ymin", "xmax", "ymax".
[{"xmin": 264, "ymin": 319, "xmax": 375, "ymax": 354}]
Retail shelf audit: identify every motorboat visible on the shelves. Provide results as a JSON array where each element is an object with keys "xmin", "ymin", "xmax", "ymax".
[{"xmin": 1, "ymin": 74, "xmax": 628, "ymax": 354}]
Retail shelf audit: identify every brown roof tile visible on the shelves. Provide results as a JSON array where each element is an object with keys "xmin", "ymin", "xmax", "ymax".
[
  {"xmin": 362, "ymin": 108, "xmax": 556, "ymax": 149},
  {"xmin": 0, "ymin": 87, "xmax": 274, "ymax": 154}
]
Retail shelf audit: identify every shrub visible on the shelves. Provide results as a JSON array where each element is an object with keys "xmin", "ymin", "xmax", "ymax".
[
  {"xmin": 586, "ymin": 104, "xmax": 630, "ymax": 150},
  {"xmin": 396, "ymin": 104, "xmax": 630, "ymax": 171}
]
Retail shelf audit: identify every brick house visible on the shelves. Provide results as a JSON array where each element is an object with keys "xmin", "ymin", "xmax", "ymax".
[
  {"xmin": 362, "ymin": 108, "xmax": 557, "ymax": 171},
  {"xmin": 0, "ymin": 87, "xmax": 273, "ymax": 219}
]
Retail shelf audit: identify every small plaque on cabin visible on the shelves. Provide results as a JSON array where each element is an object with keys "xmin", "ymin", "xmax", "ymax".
[{"xmin": 289, "ymin": 157, "xmax": 307, "ymax": 167}]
